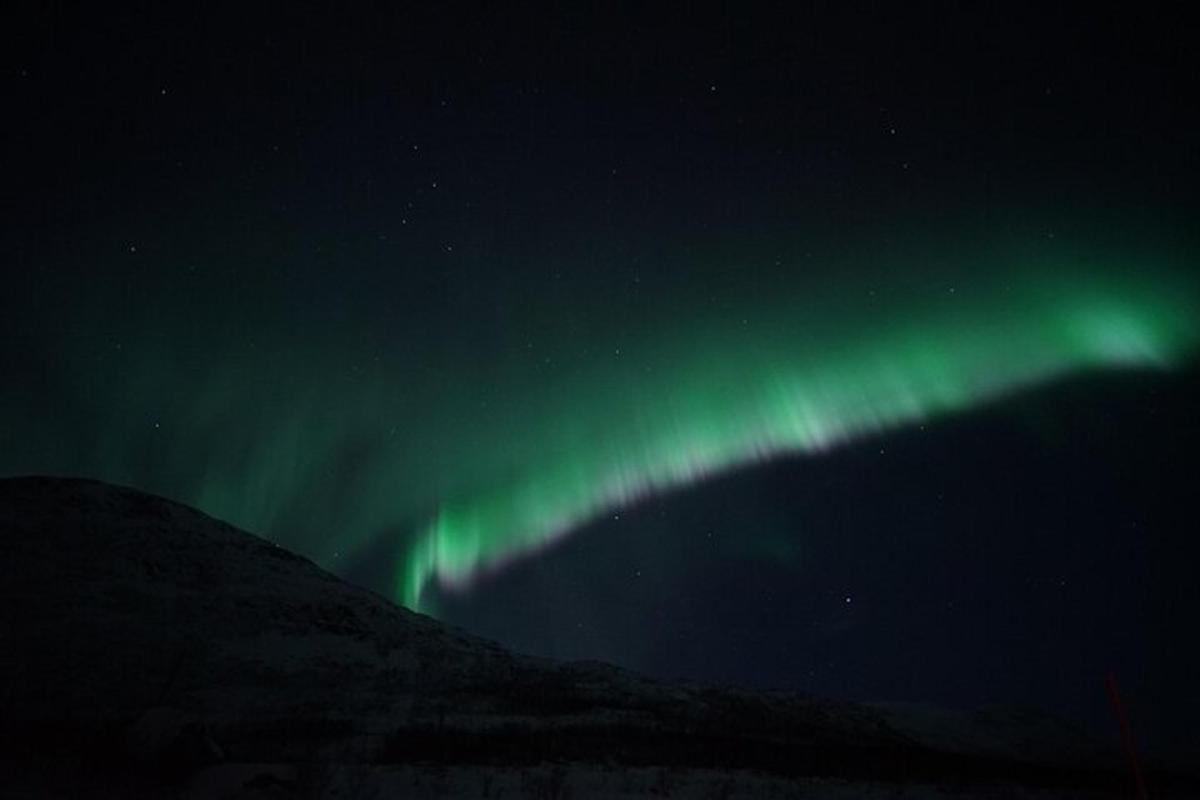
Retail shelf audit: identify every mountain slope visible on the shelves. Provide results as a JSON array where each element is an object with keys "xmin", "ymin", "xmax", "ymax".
[{"xmin": 0, "ymin": 477, "xmax": 1178, "ymax": 797}]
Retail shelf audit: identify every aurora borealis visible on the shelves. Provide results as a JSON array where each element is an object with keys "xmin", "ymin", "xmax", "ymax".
[
  {"xmin": 5, "ymin": 2, "xmax": 1200, "ymax": 757},
  {"xmin": 401, "ymin": 262, "xmax": 1198, "ymax": 608},
  {"xmin": 4, "ymin": 233, "xmax": 1196, "ymax": 612}
]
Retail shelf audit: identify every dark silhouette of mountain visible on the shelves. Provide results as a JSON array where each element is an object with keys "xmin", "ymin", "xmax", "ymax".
[{"xmin": 0, "ymin": 477, "xmax": 1190, "ymax": 798}]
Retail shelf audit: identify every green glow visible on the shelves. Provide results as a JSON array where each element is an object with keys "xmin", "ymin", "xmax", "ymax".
[
  {"xmin": 399, "ymin": 265, "xmax": 1198, "ymax": 608},
  {"xmin": 1, "ymin": 228, "xmax": 1196, "ymax": 614}
]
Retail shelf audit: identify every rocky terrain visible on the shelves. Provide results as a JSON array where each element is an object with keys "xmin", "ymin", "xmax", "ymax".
[{"xmin": 0, "ymin": 477, "xmax": 1191, "ymax": 798}]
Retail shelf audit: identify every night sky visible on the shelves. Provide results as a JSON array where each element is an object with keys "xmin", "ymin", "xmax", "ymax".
[{"xmin": 4, "ymin": 4, "xmax": 1198, "ymax": 755}]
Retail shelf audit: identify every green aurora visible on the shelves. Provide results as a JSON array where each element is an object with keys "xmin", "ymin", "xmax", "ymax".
[
  {"xmin": 2, "ymin": 231, "xmax": 1197, "ymax": 612},
  {"xmin": 400, "ymin": 259, "xmax": 1198, "ymax": 609}
]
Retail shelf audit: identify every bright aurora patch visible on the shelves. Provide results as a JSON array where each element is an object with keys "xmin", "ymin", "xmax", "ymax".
[{"xmin": 400, "ymin": 256, "xmax": 1198, "ymax": 609}]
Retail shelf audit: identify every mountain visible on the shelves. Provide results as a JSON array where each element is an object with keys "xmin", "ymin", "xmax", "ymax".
[{"xmin": 0, "ymin": 477, "xmax": 1187, "ymax": 798}]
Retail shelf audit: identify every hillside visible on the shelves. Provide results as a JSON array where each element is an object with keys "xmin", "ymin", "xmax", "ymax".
[{"xmin": 0, "ymin": 477, "xmax": 1183, "ymax": 798}]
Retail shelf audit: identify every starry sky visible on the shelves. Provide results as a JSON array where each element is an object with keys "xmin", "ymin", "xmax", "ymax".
[{"xmin": 4, "ymin": 4, "xmax": 1199, "ymax": 755}]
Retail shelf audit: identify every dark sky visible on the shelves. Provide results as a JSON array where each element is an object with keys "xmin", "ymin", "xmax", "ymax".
[{"xmin": 4, "ymin": 3, "xmax": 1198, "ymax": 756}]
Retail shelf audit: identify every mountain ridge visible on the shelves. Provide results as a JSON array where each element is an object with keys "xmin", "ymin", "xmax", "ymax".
[{"xmin": 0, "ymin": 476, "xmax": 1182, "ymax": 797}]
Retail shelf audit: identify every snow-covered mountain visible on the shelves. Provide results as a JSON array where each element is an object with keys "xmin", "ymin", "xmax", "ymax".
[{"xmin": 0, "ymin": 477, "xmax": 1185, "ymax": 798}]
